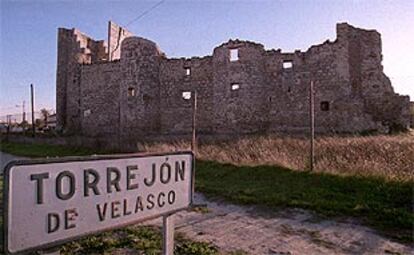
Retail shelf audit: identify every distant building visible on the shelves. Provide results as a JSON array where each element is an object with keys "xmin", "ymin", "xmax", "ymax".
[
  {"xmin": 10, "ymin": 126, "xmax": 23, "ymax": 133},
  {"xmin": 46, "ymin": 113, "xmax": 57, "ymax": 130},
  {"xmin": 56, "ymin": 21, "xmax": 411, "ymax": 145},
  {"xmin": 0, "ymin": 123, "xmax": 7, "ymax": 133}
]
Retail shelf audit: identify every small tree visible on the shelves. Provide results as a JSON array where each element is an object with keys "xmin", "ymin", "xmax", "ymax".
[
  {"xmin": 19, "ymin": 120, "xmax": 29, "ymax": 130},
  {"xmin": 40, "ymin": 108, "xmax": 50, "ymax": 123}
]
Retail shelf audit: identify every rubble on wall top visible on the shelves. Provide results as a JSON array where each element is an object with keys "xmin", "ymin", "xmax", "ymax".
[
  {"xmin": 215, "ymin": 39, "xmax": 265, "ymax": 49},
  {"xmin": 306, "ymin": 39, "xmax": 337, "ymax": 53},
  {"xmin": 62, "ymin": 21, "xmax": 383, "ymax": 65},
  {"xmin": 337, "ymin": 22, "xmax": 378, "ymax": 33},
  {"xmin": 81, "ymin": 59, "xmax": 120, "ymax": 66},
  {"xmin": 165, "ymin": 55, "xmax": 212, "ymax": 62}
]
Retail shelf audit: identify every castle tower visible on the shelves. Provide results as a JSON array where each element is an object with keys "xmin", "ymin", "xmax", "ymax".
[
  {"xmin": 337, "ymin": 23, "xmax": 411, "ymax": 130},
  {"xmin": 118, "ymin": 37, "xmax": 164, "ymax": 142},
  {"xmin": 56, "ymin": 28, "xmax": 107, "ymax": 133}
]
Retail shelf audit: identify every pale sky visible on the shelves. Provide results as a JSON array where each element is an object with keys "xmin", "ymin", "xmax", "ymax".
[{"xmin": 1, "ymin": 0, "xmax": 413, "ymax": 117}]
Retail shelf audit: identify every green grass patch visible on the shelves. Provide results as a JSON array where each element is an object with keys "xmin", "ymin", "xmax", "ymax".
[
  {"xmin": 2, "ymin": 142, "xmax": 412, "ymax": 245},
  {"xmin": 0, "ymin": 174, "xmax": 218, "ymax": 254},
  {"xmin": 60, "ymin": 226, "xmax": 218, "ymax": 255},
  {"xmin": 196, "ymin": 160, "xmax": 414, "ymax": 242},
  {"xmin": 0, "ymin": 143, "xmax": 225, "ymax": 254},
  {"xmin": 0, "ymin": 142, "xmax": 220, "ymax": 254},
  {"xmin": 0, "ymin": 141, "xmax": 107, "ymax": 158}
]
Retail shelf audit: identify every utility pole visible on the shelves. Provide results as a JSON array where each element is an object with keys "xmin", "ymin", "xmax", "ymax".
[
  {"xmin": 31, "ymin": 84, "xmax": 35, "ymax": 137},
  {"xmin": 22, "ymin": 100, "xmax": 26, "ymax": 123},
  {"xmin": 309, "ymin": 80, "xmax": 315, "ymax": 171},
  {"xmin": 6, "ymin": 114, "xmax": 11, "ymax": 138},
  {"xmin": 22, "ymin": 100, "xmax": 26, "ymax": 134},
  {"xmin": 191, "ymin": 90, "xmax": 198, "ymax": 154}
]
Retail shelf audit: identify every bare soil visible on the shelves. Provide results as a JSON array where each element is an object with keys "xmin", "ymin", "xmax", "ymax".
[{"xmin": 145, "ymin": 193, "xmax": 413, "ymax": 255}]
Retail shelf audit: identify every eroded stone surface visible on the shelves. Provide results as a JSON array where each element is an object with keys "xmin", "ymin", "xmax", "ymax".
[{"xmin": 56, "ymin": 22, "xmax": 411, "ymax": 148}]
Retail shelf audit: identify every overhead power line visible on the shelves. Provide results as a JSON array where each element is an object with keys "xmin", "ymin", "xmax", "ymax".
[
  {"xmin": 125, "ymin": 0, "xmax": 166, "ymax": 27},
  {"xmin": 388, "ymin": 75, "xmax": 414, "ymax": 79}
]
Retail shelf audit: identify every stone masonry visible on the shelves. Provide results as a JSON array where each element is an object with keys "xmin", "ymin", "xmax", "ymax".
[{"xmin": 56, "ymin": 21, "xmax": 411, "ymax": 145}]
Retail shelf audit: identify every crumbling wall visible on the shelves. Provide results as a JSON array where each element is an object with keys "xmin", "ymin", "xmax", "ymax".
[
  {"xmin": 108, "ymin": 21, "xmax": 134, "ymax": 61},
  {"xmin": 56, "ymin": 22, "xmax": 411, "ymax": 141},
  {"xmin": 211, "ymin": 41, "xmax": 269, "ymax": 133},
  {"xmin": 410, "ymin": 102, "xmax": 414, "ymax": 128},
  {"xmin": 159, "ymin": 56, "xmax": 214, "ymax": 134},
  {"xmin": 339, "ymin": 23, "xmax": 411, "ymax": 131},
  {"xmin": 262, "ymin": 24, "xmax": 381, "ymax": 134},
  {"xmin": 56, "ymin": 27, "xmax": 109, "ymax": 133},
  {"xmin": 80, "ymin": 62, "xmax": 121, "ymax": 138},
  {"xmin": 118, "ymin": 37, "xmax": 164, "ymax": 141}
]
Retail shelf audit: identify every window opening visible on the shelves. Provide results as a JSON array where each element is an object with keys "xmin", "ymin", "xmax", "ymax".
[
  {"xmin": 182, "ymin": 91, "xmax": 192, "ymax": 100},
  {"xmin": 283, "ymin": 61, "xmax": 293, "ymax": 69},
  {"xmin": 320, "ymin": 101, "xmax": 330, "ymax": 111},
  {"xmin": 231, "ymin": 83, "xmax": 240, "ymax": 91},
  {"xmin": 83, "ymin": 109, "xmax": 91, "ymax": 117},
  {"xmin": 230, "ymin": 48, "xmax": 239, "ymax": 62},
  {"xmin": 128, "ymin": 87, "xmax": 136, "ymax": 97},
  {"xmin": 185, "ymin": 67, "xmax": 191, "ymax": 76}
]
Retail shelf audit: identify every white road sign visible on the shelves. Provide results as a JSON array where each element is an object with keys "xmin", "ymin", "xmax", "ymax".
[{"xmin": 4, "ymin": 152, "xmax": 194, "ymax": 254}]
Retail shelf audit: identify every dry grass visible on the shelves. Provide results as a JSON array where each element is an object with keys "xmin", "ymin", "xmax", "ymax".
[{"xmin": 139, "ymin": 131, "xmax": 414, "ymax": 182}]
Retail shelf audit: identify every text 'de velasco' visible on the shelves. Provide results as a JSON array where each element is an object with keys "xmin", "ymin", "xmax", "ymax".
[{"xmin": 4, "ymin": 152, "xmax": 193, "ymax": 254}]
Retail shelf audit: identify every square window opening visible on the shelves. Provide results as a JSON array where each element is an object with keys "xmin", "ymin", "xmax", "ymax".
[
  {"xmin": 185, "ymin": 67, "xmax": 191, "ymax": 76},
  {"xmin": 320, "ymin": 101, "xmax": 330, "ymax": 111},
  {"xmin": 231, "ymin": 83, "xmax": 240, "ymax": 91},
  {"xmin": 283, "ymin": 61, "xmax": 293, "ymax": 69},
  {"xmin": 83, "ymin": 109, "xmax": 91, "ymax": 117},
  {"xmin": 230, "ymin": 48, "xmax": 239, "ymax": 62},
  {"xmin": 182, "ymin": 91, "xmax": 192, "ymax": 100},
  {"xmin": 128, "ymin": 87, "xmax": 136, "ymax": 97}
]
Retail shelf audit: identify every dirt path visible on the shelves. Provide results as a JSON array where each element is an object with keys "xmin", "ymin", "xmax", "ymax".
[
  {"xmin": 146, "ymin": 193, "xmax": 413, "ymax": 255},
  {"xmin": 1, "ymin": 152, "xmax": 411, "ymax": 254}
]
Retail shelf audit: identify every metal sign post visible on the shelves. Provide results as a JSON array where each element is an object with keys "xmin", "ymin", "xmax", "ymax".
[
  {"xmin": 4, "ymin": 152, "xmax": 194, "ymax": 254},
  {"xmin": 162, "ymin": 213, "xmax": 175, "ymax": 255}
]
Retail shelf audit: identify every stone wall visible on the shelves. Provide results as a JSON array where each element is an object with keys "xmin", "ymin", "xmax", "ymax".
[
  {"xmin": 119, "ymin": 37, "xmax": 163, "ymax": 140},
  {"xmin": 80, "ymin": 61, "xmax": 121, "ymax": 138},
  {"xmin": 410, "ymin": 102, "xmax": 414, "ymax": 127},
  {"xmin": 108, "ymin": 21, "xmax": 134, "ymax": 61},
  {"xmin": 212, "ymin": 41, "xmax": 269, "ymax": 133},
  {"xmin": 160, "ymin": 56, "xmax": 213, "ymax": 134},
  {"xmin": 56, "ymin": 28, "xmax": 107, "ymax": 133},
  {"xmin": 56, "ymin": 22, "xmax": 412, "ymax": 144}
]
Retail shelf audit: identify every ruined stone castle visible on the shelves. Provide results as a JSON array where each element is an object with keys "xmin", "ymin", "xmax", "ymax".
[{"xmin": 56, "ymin": 21, "xmax": 411, "ymax": 144}]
